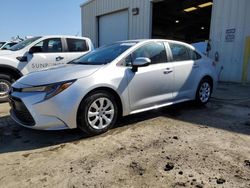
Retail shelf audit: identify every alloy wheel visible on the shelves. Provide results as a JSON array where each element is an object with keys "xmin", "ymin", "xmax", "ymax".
[
  {"xmin": 0, "ymin": 80, "xmax": 11, "ymax": 99},
  {"xmin": 199, "ymin": 82, "xmax": 211, "ymax": 103},
  {"xmin": 87, "ymin": 97, "xmax": 115, "ymax": 130}
]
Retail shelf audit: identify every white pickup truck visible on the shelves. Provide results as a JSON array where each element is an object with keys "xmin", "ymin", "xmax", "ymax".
[{"xmin": 0, "ymin": 35, "xmax": 93, "ymax": 102}]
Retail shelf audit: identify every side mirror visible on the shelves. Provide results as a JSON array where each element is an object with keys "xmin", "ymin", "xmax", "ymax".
[
  {"xmin": 29, "ymin": 46, "xmax": 42, "ymax": 54},
  {"xmin": 132, "ymin": 57, "xmax": 151, "ymax": 72}
]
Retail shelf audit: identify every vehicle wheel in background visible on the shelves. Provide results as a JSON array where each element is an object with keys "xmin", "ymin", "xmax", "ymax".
[{"xmin": 0, "ymin": 74, "xmax": 14, "ymax": 103}]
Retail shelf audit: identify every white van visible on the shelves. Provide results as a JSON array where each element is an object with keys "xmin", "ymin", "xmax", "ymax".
[{"xmin": 0, "ymin": 35, "xmax": 93, "ymax": 102}]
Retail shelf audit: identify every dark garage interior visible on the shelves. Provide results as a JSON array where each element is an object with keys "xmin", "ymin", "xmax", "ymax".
[{"xmin": 152, "ymin": 0, "xmax": 213, "ymax": 44}]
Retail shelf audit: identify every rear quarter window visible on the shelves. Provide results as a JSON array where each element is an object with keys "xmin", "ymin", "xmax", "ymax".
[
  {"xmin": 66, "ymin": 38, "xmax": 88, "ymax": 52},
  {"xmin": 189, "ymin": 50, "xmax": 202, "ymax": 60},
  {"xmin": 169, "ymin": 43, "xmax": 191, "ymax": 62}
]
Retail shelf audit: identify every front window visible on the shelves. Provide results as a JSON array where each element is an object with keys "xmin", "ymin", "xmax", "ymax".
[
  {"xmin": 124, "ymin": 42, "xmax": 168, "ymax": 66},
  {"xmin": 34, "ymin": 38, "xmax": 62, "ymax": 53},
  {"xmin": 69, "ymin": 42, "xmax": 136, "ymax": 65},
  {"xmin": 10, "ymin": 37, "xmax": 41, "ymax": 51}
]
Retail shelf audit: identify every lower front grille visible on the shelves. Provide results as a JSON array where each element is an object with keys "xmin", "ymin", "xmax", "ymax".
[{"xmin": 9, "ymin": 96, "xmax": 35, "ymax": 126}]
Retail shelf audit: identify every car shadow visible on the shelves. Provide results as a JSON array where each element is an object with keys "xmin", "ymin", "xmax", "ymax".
[{"xmin": 0, "ymin": 100, "xmax": 249, "ymax": 154}]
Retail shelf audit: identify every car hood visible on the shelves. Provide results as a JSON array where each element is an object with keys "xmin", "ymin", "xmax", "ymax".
[
  {"xmin": 0, "ymin": 50, "xmax": 15, "ymax": 56},
  {"xmin": 17, "ymin": 64, "xmax": 103, "ymax": 86}
]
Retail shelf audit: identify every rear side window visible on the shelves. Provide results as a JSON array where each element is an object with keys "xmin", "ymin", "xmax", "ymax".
[
  {"xmin": 66, "ymin": 38, "xmax": 88, "ymax": 52},
  {"xmin": 169, "ymin": 43, "xmax": 191, "ymax": 62},
  {"xmin": 131, "ymin": 42, "xmax": 167, "ymax": 64}
]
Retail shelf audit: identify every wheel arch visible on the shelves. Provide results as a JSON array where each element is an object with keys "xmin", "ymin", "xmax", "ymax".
[
  {"xmin": 77, "ymin": 86, "xmax": 123, "ymax": 119},
  {"xmin": 0, "ymin": 65, "xmax": 23, "ymax": 80},
  {"xmin": 201, "ymin": 75, "xmax": 214, "ymax": 93}
]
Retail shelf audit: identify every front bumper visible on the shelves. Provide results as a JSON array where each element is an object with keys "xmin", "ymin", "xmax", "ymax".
[
  {"xmin": 9, "ymin": 96, "xmax": 35, "ymax": 126},
  {"xmin": 8, "ymin": 89, "xmax": 78, "ymax": 131}
]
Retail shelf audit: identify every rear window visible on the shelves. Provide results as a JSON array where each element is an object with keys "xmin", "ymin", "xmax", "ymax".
[
  {"xmin": 189, "ymin": 49, "xmax": 202, "ymax": 60},
  {"xmin": 66, "ymin": 38, "xmax": 88, "ymax": 52}
]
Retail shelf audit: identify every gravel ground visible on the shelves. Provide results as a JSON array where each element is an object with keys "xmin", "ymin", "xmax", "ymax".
[{"xmin": 0, "ymin": 84, "xmax": 250, "ymax": 188}]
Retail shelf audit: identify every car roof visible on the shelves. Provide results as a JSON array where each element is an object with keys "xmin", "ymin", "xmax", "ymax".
[
  {"xmin": 40, "ymin": 35, "xmax": 90, "ymax": 40},
  {"xmin": 118, "ymin": 39, "xmax": 195, "ymax": 49}
]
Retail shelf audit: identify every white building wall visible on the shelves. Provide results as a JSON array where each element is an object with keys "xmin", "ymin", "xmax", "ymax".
[
  {"xmin": 210, "ymin": 0, "xmax": 250, "ymax": 82},
  {"xmin": 81, "ymin": 0, "xmax": 152, "ymax": 47}
]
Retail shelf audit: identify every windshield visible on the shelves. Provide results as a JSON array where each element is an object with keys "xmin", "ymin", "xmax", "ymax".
[
  {"xmin": 10, "ymin": 37, "xmax": 41, "ymax": 51},
  {"xmin": 0, "ymin": 42, "xmax": 5, "ymax": 48},
  {"xmin": 69, "ymin": 42, "xmax": 137, "ymax": 65}
]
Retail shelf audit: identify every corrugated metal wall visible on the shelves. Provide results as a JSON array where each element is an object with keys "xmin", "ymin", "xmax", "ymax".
[
  {"xmin": 210, "ymin": 0, "xmax": 250, "ymax": 82},
  {"xmin": 81, "ymin": 0, "xmax": 152, "ymax": 47},
  {"xmin": 82, "ymin": 0, "xmax": 250, "ymax": 82}
]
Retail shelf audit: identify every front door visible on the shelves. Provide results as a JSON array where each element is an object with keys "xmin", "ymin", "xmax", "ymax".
[
  {"xmin": 126, "ymin": 42, "xmax": 174, "ymax": 111},
  {"xmin": 26, "ymin": 38, "xmax": 68, "ymax": 72}
]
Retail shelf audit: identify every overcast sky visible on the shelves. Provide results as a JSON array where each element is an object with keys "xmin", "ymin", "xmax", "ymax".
[{"xmin": 0, "ymin": 0, "xmax": 85, "ymax": 41}]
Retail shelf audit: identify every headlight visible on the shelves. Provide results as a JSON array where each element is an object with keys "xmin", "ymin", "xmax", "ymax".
[{"xmin": 21, "ymin": 80, "xmax": 76, "ymax": 100}]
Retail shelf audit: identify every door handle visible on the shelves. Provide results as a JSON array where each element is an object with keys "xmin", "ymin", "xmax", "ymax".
[
  {"xmin": 56, "ymin": 56, "xmax": 64, "ymax": 61},
  {"xmin": 163, "ymin": 68, "xmax": 173, "ymax": 74}
]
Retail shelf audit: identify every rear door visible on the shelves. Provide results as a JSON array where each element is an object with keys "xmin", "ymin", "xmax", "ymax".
[
  {"xmin": 65, "ymin": 38, "xmax": 90, "ymax": 62},
  {"xmin": 26, "ymin": 38, "xmax": 68, "ymax": 72},
  {"xmin": 168, "ymin": 42, "xmax": 201, "ymax": 100}
]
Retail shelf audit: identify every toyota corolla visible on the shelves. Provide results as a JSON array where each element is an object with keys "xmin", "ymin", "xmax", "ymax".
[{"xmin": 9, "ymin": 39, "xmax": 217, "ymax": 135}]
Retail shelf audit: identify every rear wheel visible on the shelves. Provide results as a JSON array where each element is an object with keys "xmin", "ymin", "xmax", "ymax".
[
  {"xmin": 0, "ymin": 74, "xmax": 14, "ymax": 103},
  {"xmin": 195, "ymin": 78, "xmax": 212, "ymax": 105},
  {"xmin": 77, "ymin": 91, "xmax": 118, "ymax": 135}
]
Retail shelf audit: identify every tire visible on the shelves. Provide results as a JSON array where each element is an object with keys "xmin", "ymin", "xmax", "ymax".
[
  {"xmin": 195, "ymin": 78, "xmax": 212, "ymax": 105},
  {"xmin": 77, "ymin": 90, "xmax": 119, "ymax": 135},
  {"xmin": 0, "ymin": 74, "xmax": 14, "ymax": 103}
]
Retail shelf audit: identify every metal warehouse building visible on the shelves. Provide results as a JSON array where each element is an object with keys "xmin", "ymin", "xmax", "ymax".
[{"xmin": 81, "ymin": 0, "xmax": 250, "ymax": 83}]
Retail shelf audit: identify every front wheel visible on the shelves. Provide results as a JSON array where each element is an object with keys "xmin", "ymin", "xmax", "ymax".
[
  {"xmin": 195, "ymin": 78, "xmax": 212, "ymax": 105},
  {"xmin": 77, "ymin": 91, "xmax": 118, "ymax": 135},
  {"xmin": 0, "ymin": 74, "xmax": 14, "ymax": 103}
]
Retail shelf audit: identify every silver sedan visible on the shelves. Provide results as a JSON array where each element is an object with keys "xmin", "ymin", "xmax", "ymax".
[{"xmin": 9, "ymin": 39, "xmax": 217, "ymax": 135}]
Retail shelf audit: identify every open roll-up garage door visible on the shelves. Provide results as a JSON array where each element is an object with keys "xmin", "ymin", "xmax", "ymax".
[
  {"xmin": 98, "ymin": 10, "xmax": 129, "ymax": 47},
  {"xmin": 152, "ymin": 0, "xmax": 213, "ymax": 44}
]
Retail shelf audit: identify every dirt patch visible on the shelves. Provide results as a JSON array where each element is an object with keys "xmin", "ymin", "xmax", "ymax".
[{"xmin": 0, "ymin": 96, "xmax": 250, "ymax": 187}]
